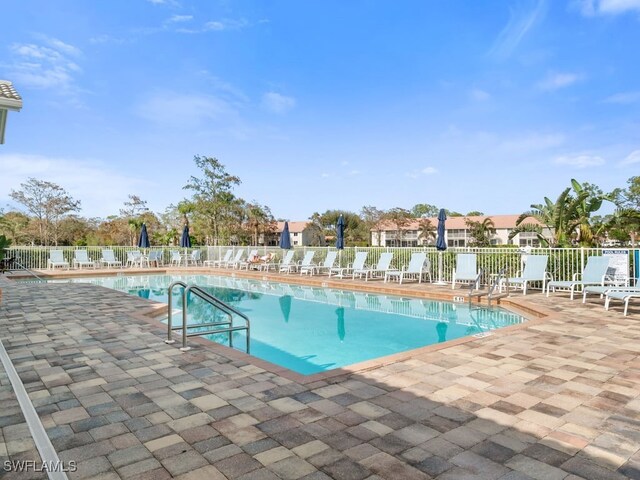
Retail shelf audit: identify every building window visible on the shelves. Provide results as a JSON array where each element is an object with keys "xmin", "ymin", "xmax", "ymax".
[{"xmin": 448, "ymin": 239, "xmax": 465, "ymax": 247}]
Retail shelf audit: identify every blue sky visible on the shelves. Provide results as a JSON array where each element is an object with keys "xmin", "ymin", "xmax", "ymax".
[{"xmin": 1, "ymin": 0, "xmax": 639, "ymax": 220}]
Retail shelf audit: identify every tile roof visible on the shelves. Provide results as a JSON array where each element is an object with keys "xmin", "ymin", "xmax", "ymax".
[
  {"xmin": 0, "ymin": 80, "xmax": 23, "ymax": 110},
  {"xmin": 373, "ymin": 214, "xmax": 542, "ymax": 231},
  {"xmin": 277, "ymin": 221, "xmax": 311, "ymax": 233}
]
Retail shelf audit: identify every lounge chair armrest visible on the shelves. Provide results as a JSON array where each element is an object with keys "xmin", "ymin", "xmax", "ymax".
[{"xmin": 572, "ymin": 272, "xmax": 582, "ymax": 281}]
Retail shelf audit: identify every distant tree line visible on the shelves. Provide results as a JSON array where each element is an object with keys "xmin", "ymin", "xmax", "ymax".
[{"xmin": 1, "ymin": 155, "xmax": 639, "ymax": 248}]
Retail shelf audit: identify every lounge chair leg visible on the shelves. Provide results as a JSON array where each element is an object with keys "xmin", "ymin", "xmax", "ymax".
[
  {"xmin": 624, "ymin": 299, "xmax": 629, "ymax": 316},
  {"xmin": 605, "ymin": 296, "xmax": 611, "ymax": 311}
]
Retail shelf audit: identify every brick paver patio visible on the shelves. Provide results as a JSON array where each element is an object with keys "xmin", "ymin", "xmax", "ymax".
[{"xmin": 1, "ymin": 270, "xmax": 639, "ymax": 479}]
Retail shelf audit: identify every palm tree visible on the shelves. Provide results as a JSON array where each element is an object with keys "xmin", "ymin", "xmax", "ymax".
[
  {"xmin": 510, "ymin": 187, "xmax": 587, "ymax": 247},
  {"xmin": 465, "ymin": 217, "xmax": 495, "ymax": 247},
  {"xmin": 571, "ymin": 179, "xmax": 611, "ymax": 246},
  {"xmin": 417, "ymin": 218, "xmax": 436, "ymax": 246}
]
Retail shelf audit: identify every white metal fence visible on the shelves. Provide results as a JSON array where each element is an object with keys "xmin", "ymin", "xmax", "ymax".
[{"xmin": 6, "ymin": 245, "xmax": 639, "ymax": 285}]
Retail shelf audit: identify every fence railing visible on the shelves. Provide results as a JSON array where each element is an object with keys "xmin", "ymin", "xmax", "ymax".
[{"xmin": 6, "ymin": 245, "xmax": 639, "ymax": 286}]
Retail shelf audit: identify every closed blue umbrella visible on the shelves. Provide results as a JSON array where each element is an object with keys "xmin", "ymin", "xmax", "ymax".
[
  {"xmin": 436, "ymin": 209, "xmax": 447, "ymax": 251},
  {"xmin": 137, "ymin": 223, "xmax": 150, "ymax": 248},
  {"xmin": 335, "ymin": 215, "xmax": 345, "ymax": 250},
  {"xmin": 180, "ymin": 225, "xmax": 191, "ymax": 248},
  {"xmin": 435, "ymin": 209, "xmax": 447, "ymax": 285},
  {"xmin": 279, "ymin": 222, "xmax": 292, "ymax": 249}
]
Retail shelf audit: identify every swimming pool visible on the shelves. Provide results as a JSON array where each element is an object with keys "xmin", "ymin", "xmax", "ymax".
[{"xmin": 50, "ymin": 274, "xmax": 527, "ymax": 375}]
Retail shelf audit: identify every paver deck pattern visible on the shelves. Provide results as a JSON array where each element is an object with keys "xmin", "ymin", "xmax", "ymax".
[{"xmin": 1, "ymin": 270, "xmax": 639, "ymax": 479}]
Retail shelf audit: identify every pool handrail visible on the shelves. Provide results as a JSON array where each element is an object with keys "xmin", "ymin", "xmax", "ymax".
[{"xmin": 165, "ymin": 280, "xmax": 250, "ymax": 353}]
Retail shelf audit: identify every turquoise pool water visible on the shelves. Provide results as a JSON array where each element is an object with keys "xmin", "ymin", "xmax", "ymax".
[{"xmin": 50, "ymin": 274, "xmax": 526, "ymax": 375}]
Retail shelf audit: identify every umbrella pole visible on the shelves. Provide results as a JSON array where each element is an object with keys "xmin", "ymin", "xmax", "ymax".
[{"xmin": 434, "ymin": 251, "xmax": 447, "ymax": 285}]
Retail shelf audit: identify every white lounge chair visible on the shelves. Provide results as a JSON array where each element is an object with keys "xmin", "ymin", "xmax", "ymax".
[
  {"xmin": 329, "ymin": 251, "xmax": 368, "ymax": 278},
  {"xmin": 147, "ymin": 250, "xmax": 163, "ymax": 267},
  {"xmin": 48, "ymin": 250, "xmax": 69, "ymax": 270},
  {"xmin": 605, "ymin": 290, "xmax": 640, "ymax": 316},
  {"xmin": 238, "ymin": 250, "xmax": 259, "ymax": 270},
  {"xmin": 73, "ymin": 250, "xmax": 95, "ymax": 269},
  {"xmin": 295, "ymin": 251, "xmax": 316, "ymax": 275},
  {"xmin": 582, "ymin": 280, "xmax": 640, "ymax": 302},
  {"xmin": 385, "ymin": 252, "xmax": 431, "ymax": 284},
  {"xmin": 280, "ymin": 251, "xmax": 307, "ymax": 274},
  {"xmin": 546, "ymin": 256, "xmax": 611, "ymax": 300},
  {"xmin": 256, "ymin": 253, "xmax": 279, "ymax": 271},
  {"xmin": 204, "ymin": 249, "xmax": 232, "ymax": 267},
  {"xmin": 100, "ymin": 249, "xmax": 122, "ymax": 268},
  {"xmin": 500, "ymin": 255, "xmax": 549, "ymax": 295},
  {"xmin": 169, "ymin": 250, "xmax": 182, "ymax": 266},
  {"xmin": 186, "ymin": 250, "xmax": 202, "ymax": 266},
  {"xmin": 222, "ymin": 250, "xmax": 243, "ymax": 268},
  {"xmin": 353, "ymin": 252, "xmax": 395, "ymax": 281},
  {"xmin": 302, "ymin": 251, "xmax": 338, "ymax": 276},
  {"xmin": 452, "ymin": 254, "xmax": 479, "ymax": 289},
  {"xmin": 126, "ymin": 250, "xmax": 147, "ymax": 268}
]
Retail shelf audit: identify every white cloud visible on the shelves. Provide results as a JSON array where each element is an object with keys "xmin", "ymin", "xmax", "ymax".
[
  {"xmin": 488, "ymin": 0, "xmax": 547, "ymax": 59},
  {"xmin": 7, "ymin": 37, "xmax": 82, "ymax": 94},
  {"xmin": 575, "ymin": 0, "xmax": 640, "ymax": 15},
  {"xmin": 167, "ymin": 15, "xmax": 193, "ymax": 23},
  {"xmin": 261, "ymin": 92, "xmax": 296, "ymax": 114},
  {"xmin": 554, "ymin": 153, "xmax": 605, "ymax": 168},
  {"xmin": 604, "ymin": 91, "xmax": 640, "ymax": 104},
  {"xmin": 537, "ymin": 72, "xmax": 582, "ymax": 91},
  {"xmin": 620, "ymin": 149, "xmax": 640, "ymax": 165},
  {"xmin": 0, "ymin": 153, "xmax": 150, "ymax": 218},
  {"xmin": 422, "ymin": 167, "xmax": 438, "ymax": 175},
  {"xmin": 204, "ymin": 18, "xmax": 249, "ymax": 31},
  {"xmin": 321, "ymin": 173, "xmax": 330, "ymax": 178},
  {"xmin": 470, "ymin": 88, "xmax": 491, "ymax": 101}
]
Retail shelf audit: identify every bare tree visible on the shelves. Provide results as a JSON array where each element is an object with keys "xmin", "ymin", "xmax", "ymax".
[{"xmin": 10, "ymin": 178, "xmax": 81, "ymax": 245}]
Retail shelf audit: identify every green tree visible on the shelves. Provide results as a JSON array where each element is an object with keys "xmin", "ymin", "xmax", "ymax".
[
  {"xmin": 445, "ymin": 209, "xmax": 463, "ymax": 217},
  {"xmin": 466, "ymin": 211, "xmax": 484, "ymax": 217},
  {"xmin": 510, "ymin": 186, "xmax": 587, "ymax": 247},
  {"xmin": 411, "ymin": 203, "xmax": 439, "ymax": 218},
  {"xmin": 244, "ymin": 202, "xmax": 276, "ymax": 245},
  {"xmin": 0, "ymin": 210, "xmax": 30, "ymax": 245},
  {"xmin": 465, "ymin": 217, "xmax": 495, "ymax": 247},
  {"xmin": 314, "ymin": 210, "xmax": 364, "ymax": 245},
  {"xmin": 610, "ymin": 176, "xmax": 640, "ymax": 245},
  {"xmin": 417, "ymin": 218, "xmax": 436, "ymax": 245},
  {"xmin": 570, "ymin": 179, "xmax": 610, "ymax": 246},
  {"xmin": 183, "ymin": 155, "xmax": 241, "ymax": 245}
]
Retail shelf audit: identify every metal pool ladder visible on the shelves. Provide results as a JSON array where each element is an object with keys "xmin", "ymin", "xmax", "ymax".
[
  {"xmin": 467, "ymin": 268, "xmax": 510, "ymax": 305},
  {"xmin": 165, "ymin": 280, "xmax": 250, "ymax": 353}
]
